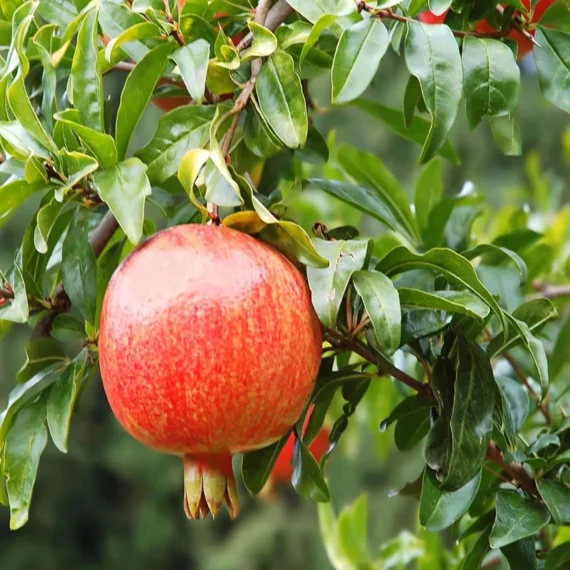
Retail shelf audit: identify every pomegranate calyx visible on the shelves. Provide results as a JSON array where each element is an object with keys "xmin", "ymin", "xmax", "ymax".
[{"xmin": 183, "ymin": 454, "xmax": 239, "ymax": 520}]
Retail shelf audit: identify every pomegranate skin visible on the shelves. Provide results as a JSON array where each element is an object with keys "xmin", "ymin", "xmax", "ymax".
[{"xmin": 98, "ymin": 224, "xmax": 322, "ymax": 518}]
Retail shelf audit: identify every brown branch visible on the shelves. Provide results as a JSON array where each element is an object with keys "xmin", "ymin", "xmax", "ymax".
[
  {"xmin": 236, "ymin": 0, "xmax": 294, "ymax": 50},
  {"xmin": 529, "ymin": 280, "xmax": 570, "ymax": 301},
  {"xmin": 503, "ymin": 350, "xmax": 551, "ymax": 425},
  {"xmin": 32, "ymin": 210, "xmax": 119, "ymax": 338},
  {"xmin": 486, "ymin": 441, "xmax": 538, "ymax": 496}
]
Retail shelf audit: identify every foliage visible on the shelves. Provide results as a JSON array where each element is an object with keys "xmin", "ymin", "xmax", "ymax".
[{"xmin": 0, "ymin": 0, "xmax": 569, "ymax": 568}]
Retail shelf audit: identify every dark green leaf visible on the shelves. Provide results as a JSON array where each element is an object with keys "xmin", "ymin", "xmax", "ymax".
[
  {"xmin": 51, "ymin": 314, "xmax": 87, "ymax": 344},
  {"xmin": 537, "ymin": 479, "xmax": 570, "ymax": 524},
  {"xmin": 534, "ymin": 27, "xmax": 570, "ymax": 114},
  {"xmin": 116, "ymin": 43, "xmax": 173, "ymax": 160},
  {"xmin": 256, "ymin": 51, "xmax": 307, "ymax": 148},
  {"xmin": 415, "ymin": 158, "xmax": 443, "ymax": 240},
  {"xmin": 501, "ymin": 537, "xmax": 537, "ymax": 570},
  {"xmin": 352, "ymin": 270, "xmax": 401, "ymax": 354},
  {"xmin": 404, "ymin": 22, "xmax": 462, "ymax": 163},
  {"xmin": 490, "ymin": 491, "xmax": 550, "ymax": 549},
  {"xmin": 306, "ymin": 239, "xmax": 370, "ymax": 328},
  {"xmin": 331, "ymin": 19, "xmax": 389, "ymax": 104},
  {"xmin": 16, "ymin": 339, "xmax": 67, "ymax": 384},
  {"xmin": 459, "ymin": 525, "xmax": 493, "ymax": 570},
  {"xmin": 398, "ymin": 289, "xmax": 490, "ymax": 321},
  {"xmin": 3, "ymin": 400, "xmax": 48, "ymax": 530},
  {"xmin": 170, "ymin": 39, "xmax": 209, "ymax": 104},
  {"xmin": 420, "ymin": 468, "xmax": 481, "ymax": 531},
  {"xmin": 47, "ymin": 350, "xmax": 89, "ymax": 453},
  {"xmin": 394, "ymin": 403, "xmax": 430, "ymax": 451},
  {"xmin": 292, "ymin": 431, "xmax": 330, "ymax": 502},
  {"xmin": 350, "ymin": 99, "xmax": 460, "ymax": 163},
  {"xmin": 462, "ymin": 37, "xmax": 520, "ymax": 129},
  {"xmin": 545, "ymin": 543, "xmax": 570, "ymax": 570},
  {"xmin": 336, "ymin": 145, "xmax": 419, "ymax": 242},
  {"xmin": 241, "ymin": 436, "xmax": 289, "ymax": 495},
  {"xmin": 62, "ymin": 215, "xmax": 97, "ymax": 325},
  {"xmin": 496, "ymin": 376, "xmax": 530, "ymax": 447}
]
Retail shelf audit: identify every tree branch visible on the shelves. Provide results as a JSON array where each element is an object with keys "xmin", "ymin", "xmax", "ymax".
[
  {"xmin": 486, "ymin": 441, "xmax": 538, "ymax": 496},
  {"xmin": 529, "ymin": 280, "xmax": 570, "ymax": 301},
  {"xmin": 236, "ymin": 0, "xmax": 294, "ymax": 50}
]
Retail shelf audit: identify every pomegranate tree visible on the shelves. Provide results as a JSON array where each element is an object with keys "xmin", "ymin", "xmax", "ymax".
[{"xmin": 98, "ymin": 224, "xmax": 322, "ymax": 519}]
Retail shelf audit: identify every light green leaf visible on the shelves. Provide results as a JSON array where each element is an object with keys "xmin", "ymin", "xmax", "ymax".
[
  {"xmin": 92, "ymin": 158, "xmax": 152, "ymax": 244},
  {"xmin": 34, "ymin": 197, "xmax": 71, "ymax": 254},
  {"xmin": 337, "ymin": 494, "xmax": 370, "ymax": 566},
  {"xmin": 284, "ymin": 0, "xmax": 354, "ymax": 23},
  {"xmin": 171, "ymin": 39, "xmax": 209, "ymax": 104},
  {"xmin": 306, "ymin": 239, "xmax": 371, "ymax": 328},
  {"xmin": 415, "ymin": 158, "xmax": 443, "ymax": 239},
  {"xmin": 490, "ymin": 114, "xmax": 522, "ymax": 156},
  {"xmin": 256, "ymin": 51, "xmax": 307, "ymax": 148},
  {"xmin": 0, "ymin": 255, "xmax": 28, "ymax": 323},
  {"xmin": 55, "ymin": 149, "xmax": 99, "ymax": 200},
  {"xmin": 490, "ymin": 491, "xmax": 550, "ymax": 549},
  {"xmin": 0, "ymin": 179, "xmax": 45, "ymax": 228},
  {"xmin": 103, "ymin": 21, "xmax": 162, "ymax": 69},
  {"xmin": 463, "ymin": 243, "xmax": 528, "ymax": 285},
  {"xmin": 241, "ymin": 22, "xmax": 278, "ymax": 61},
  {"xmin": 404, "ymin": 22, "xmax": 463, "ymax": 163},
  {"xmin": 352, "ymin": 270, "xmax": 401, "ymax": 354},
  {"xmin": 332, "ymin": 19, "xmax": 389, "ymax": 104},
  {"xmin": 116, "ymin": 43, "xmax": 174, "ymax": 160},
  {"xmin": 0, "ymin": 120, "xmax": 50, "ymax": 161},
  {"xmin": 178, "ymin": 147, "xmax": 210, "ymax": 216},
  {"xmin": 137, "ymin": 105, "xmax": 215, "ymax": 184},
  {"xmin": 300, "ymin": 14, "xmax": 336, "ymax": 70}
]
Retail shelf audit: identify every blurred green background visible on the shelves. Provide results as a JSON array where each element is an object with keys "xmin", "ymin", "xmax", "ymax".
[{"xmin": 1, "ymin": 50, "xmax": 568, "ymax": 570}]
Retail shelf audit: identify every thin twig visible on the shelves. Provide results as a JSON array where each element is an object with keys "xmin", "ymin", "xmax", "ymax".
[
  {"xmin": 529, "ymin": 280, "xmax": 570, "ymax": 301},
  {"xmin": 236, "ymin": 0, "xmax": 294, "ymax": 50},
  {"xmin": 503, "ymin": 350, "xmax": 551, "ymax": 425},
  {"xmin": 486, "ymin": 441, "xmax": 538, "ymax": 496}
]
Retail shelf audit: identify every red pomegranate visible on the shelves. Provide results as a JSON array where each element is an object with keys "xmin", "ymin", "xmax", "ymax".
[{"xmin": 98, "ymin": 224, "xmax": 322, "ymax": 520}]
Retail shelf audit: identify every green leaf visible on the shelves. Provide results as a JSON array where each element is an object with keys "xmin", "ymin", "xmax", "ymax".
[
  {"xmin": 51, "ymin": 314, "xmax": 87, "ymax": 344},
  {"xmin": 34, "ymin": 197, "xmax": 71, "ymax": 254},
  {"xmin": 171, "ymin": 39, "xmax": 209, "ymax": 105},
  {"xmin": 0, "ymin": 120, "xmax": 50, "ymax": 161},
  {"xmin": 398, "ymin": 289, "xmax": 490, "ymax": 321},
  {"xmin": 306, "ymin": 239, "xmax": 371, "ymax": 328},
  {"xmin": 377, "ymin": 246, "xmax": 505, "ymax": 329},
  {"xmin": 16, "ymin": 339, "xmax": 67, "ymax": 384},
  {"xmin": 300, "ymin": 14, "xmax": 336, "ymax": 70},
  {"xmin": 463, "ymin": 244, "xmax": 528, "ymax": 285},
  {"xmin": 56, "ymin": 149, "xmax": 99, "ymax": 200},
  {"xmin": 47, "ymin": 350, "xmax": 89, "ymax": 453},
  {"xmin": 0, "ymin": 179, "xmax": 45, "ymax": 228},
  {"xmin": 351, "ymin": 99, "xmax": 460, "ymax": 163},
  {"xmin": 284, "ymin": 0, "xmax": 354, "ymax": 24},
  {"xmin": 3, "ymin": 399, "xmax": 48, "ymax": 530},
  {"xmin": 420, "ymin": 468, "xmax": 481, "ymax": 531},
  {"xmin": 93, "ymin": 158, "xmax": 152, "ymax": 244},
  {"xmin": 241, "ymin": 22, "xmax": 277, "ymax": 61},
  {"xmin": 404, "ymin": 22, "xmax": 462, "ymax": 163},
  {"xmin": 178, "ymin": 147, "xmax": 210, "ymax": 216},
  {"xmin": 54, "ymin": 110, "xmax": 118, "ymax": 169},
  {"xmin": 331, "ymin": 19, "xmax": 389, "ymax": 104},
  {"xmin": 496, "ymin": 376, "xmax": 530, "ymax": 447},
  {"xmin": 116, "ymin": 43, "xmax": 173, "ymax": 160},
  {"xmin": 292, "ymin": 431, "xmax": 330, "ymax": 502},
  {"xmin": 352, "ymin": 270, "xmax": 401, "ymax": 354},
  {"xmin": 462, "ymin": 37, "xmax": 520, "ymax": 129},
  {"xmin": 537, "ymin": 479, "xmax": 570, "ymax": 524},
  {"xmin": 241, "ymin": 436, "xmax": 289, "ymax": 495},
  {"xmin": 307, "ymin": 178, "xmax": 398, "ymax": 230},
  {"xmin": 243, "ymin": 100, "xmax": 282, "ymax": 158},
  {"xmin": 545, "ymin": 543, "xmax": 570, "ymax": 570},
  {"xmin": 336, "ymin": 494, "xmax": 370, "ymax": 566},
  {"xmin": 0, "ymin": 255, "xmax": 29, "ymax": 324},
  {"xmin": 534, "ymin": 27, "xmax": 570, "ymax": 114},
  {"xmin": 71, "ymin": 9, "xmax": 104, "ymax": 132},
  {"xmin": 102, "ymin": 21, "xmax": 162, "ymax": 69},
  {"xmin": 276, "ymin": 21, "xmax": 313, "ymax": 48},
  {"xmin": 415, "ymin": 158, "xmax": 443, "ymax": 240},
  {"xmin": 490, "ymin": 491, "xmax": 550, "ymax": 549},
  {"xmin": 137, "ymin": 105, "xmax": 215, "ymax": 184},
  {"xmin": 459, "ymin": 525, "xmax": 493, "ymax": 570},
  {"xmin": 256, "ymin": 51, "xmax": 307, "ymax": 148},
  {"xmin": 62, "ymin": 215, "xmax": 97, "ymax": 325},
  {"xmin": 394, "ymin": 402, "xmax": 430, "ymax": 451},
  {"xmin": 336, "ymin": 145, "xmax": 419, "ymax": 242},
  {"xmin": 403, "ymin": 74, "xmax": 422, "ymax": 128},
  {"xmin": 490, "ymin": 114, "xmax": 521, "ymax": 156},
  {"xmin": 501, "ymin": 537, "xmax": 537, "ymax": 570}
]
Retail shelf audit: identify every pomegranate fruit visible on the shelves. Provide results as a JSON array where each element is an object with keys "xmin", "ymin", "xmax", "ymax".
[{"xmin": 99, "ymin": 224, "xmax": 322, "ymax": 520}]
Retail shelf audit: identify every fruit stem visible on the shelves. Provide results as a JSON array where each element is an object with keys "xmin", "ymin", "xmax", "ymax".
[{"xmin": 182, "ymin": 454, "xmax": 240, "ymax": 520}]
